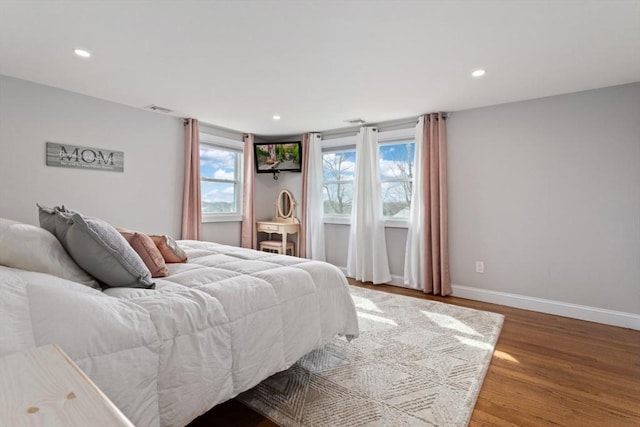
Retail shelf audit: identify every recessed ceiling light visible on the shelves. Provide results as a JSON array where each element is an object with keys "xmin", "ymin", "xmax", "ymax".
[
  {"xmin": 471, "ymin": 69, "xmax": 486, "ymax": 77},
  {"xmin": 272, "ymin": 115, "xmax": 281, "ymax": 120},
  {"xmin": 73, "ymin": 48, "xmax": 91, "ymax": 58}
]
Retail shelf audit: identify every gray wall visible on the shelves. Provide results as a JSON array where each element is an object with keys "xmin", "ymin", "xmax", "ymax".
[
  {"xmin": 201, "ymin": 221, "xmax": 242, "ymax": 246},
  {"xmin": 325, "ymin": 225, "xmax": 407, "ymax": 280},
  {"xmin": 2, "ymin": 74, "xmax": 637, "ymax": 319},
  {"xmin": 200, "ymin": 170, "xmax": 303, "ymax": 247},
  {"xmin": 255, "ymin": 170, "xmax": 302, "ymax": 222},
  {"xmin": 449, "ymin": 83, "xmax": 640, "ymax": 315},
  {"xmin": 0, "ymin": 75, "xmax": 294, "ymax": 248},
  {"xmin": 254, "ymin": 164, "xmax": 303, "ymax": 247},
  {"xmin": 325, "ymin": 83, "xmax": 640, "ymax": 317},
  {"xmin": 0, "ymin": 75, "xmax": 184, "ymax": 236}
]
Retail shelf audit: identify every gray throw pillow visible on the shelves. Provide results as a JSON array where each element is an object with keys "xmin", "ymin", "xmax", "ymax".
[{"xmin": 38, "ymin": 204, "xmax": 155, "ymax": 289}]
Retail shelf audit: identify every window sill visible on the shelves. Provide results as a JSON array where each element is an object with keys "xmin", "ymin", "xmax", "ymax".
[
  {"xmin": 202, "ymin": 214, "xmax": 242, "ymax": 223},
  {"xmin": 323, "ymin": 216, "xmax": 410, "ymax": 228},
  {"xmin": 323, "ymin": 216, "xmax": 351, "ymax": 225},
  {"xmin": 384, "ymin": 219, "xmax": 409, "ymax": 229}
]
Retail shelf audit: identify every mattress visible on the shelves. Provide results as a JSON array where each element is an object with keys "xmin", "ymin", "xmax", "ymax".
[{"xmin": 0, "ymin": 240, "xmax": 359, "ymax": 427}]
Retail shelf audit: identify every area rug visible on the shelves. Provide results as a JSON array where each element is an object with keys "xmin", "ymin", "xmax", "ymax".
[{"xmin": 237, "ymin": 286, "xmax": 504, "ymax": 426}]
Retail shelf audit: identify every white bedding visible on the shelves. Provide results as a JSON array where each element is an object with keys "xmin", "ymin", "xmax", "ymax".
[{"xmin": 0, "ymin": 240, "xmax": 359, "ymax": 427}]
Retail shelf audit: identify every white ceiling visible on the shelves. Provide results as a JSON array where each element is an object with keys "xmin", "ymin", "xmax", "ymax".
[{"xmin": 0, "ymin": 1, "xmax": 638, "ymax": 136}]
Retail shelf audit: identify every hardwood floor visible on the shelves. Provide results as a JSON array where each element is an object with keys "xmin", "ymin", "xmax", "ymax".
[{"xmin": 189, "ymin": 280, "xmax": 640, "ymax": 426}]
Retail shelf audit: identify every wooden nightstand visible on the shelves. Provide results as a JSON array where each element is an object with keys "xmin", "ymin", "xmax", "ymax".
[{"xmin": 0, "ymin": 344, "xmax": 134, "ymax": 427}]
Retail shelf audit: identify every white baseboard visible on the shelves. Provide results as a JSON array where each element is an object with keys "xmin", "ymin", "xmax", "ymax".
[
  {"xmin": 451, "ymin": 284, "xmax": 640, "ymax": 331},
  {"xmin": 338, "ymin": 267, "xmax": 640, "ymax": 330}
]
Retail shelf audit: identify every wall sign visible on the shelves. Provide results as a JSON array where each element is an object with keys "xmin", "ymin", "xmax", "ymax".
[{"xmin": 46, "ymin": 142, "xmax": 124, "ymax": 172}]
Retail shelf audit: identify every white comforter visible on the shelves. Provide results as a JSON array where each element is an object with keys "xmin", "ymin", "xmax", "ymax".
[{"xmin": 0, "ymin": 241, "xmax": 359, "ymax": 427}]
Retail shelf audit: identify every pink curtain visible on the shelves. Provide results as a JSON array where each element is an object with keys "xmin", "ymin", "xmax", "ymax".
[
  {"xmin": 181, "ymin": 118, "xmax": 201, "ymax": 240},
  {"xmin": 241, "ymin": 133, "xmax": 256, "ymax": 249},
  {"xmin": 299, "ymin": 133, "xmax": 310, "ymax": 258},
  {"xmin": 421, "ymin": 113, "xmax": 451, "ymax": 295}
]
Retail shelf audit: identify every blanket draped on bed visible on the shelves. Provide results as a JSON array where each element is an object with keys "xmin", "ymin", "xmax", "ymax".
[{"xmin": 0, "ymin": 241, "xmax": 359, "ymax": 427}]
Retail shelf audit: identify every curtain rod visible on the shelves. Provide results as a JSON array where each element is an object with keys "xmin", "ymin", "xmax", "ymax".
[{"xmin": 320, "ymin": 113, "xmax": 449, "ymax": 140}]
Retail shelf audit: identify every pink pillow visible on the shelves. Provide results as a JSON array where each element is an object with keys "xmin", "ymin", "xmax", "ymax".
[
  {"xmin": 118, "ymin": 229, "xmax": 168, "ymax": 278},
  {"xmin": 150, "ymin": 235, "xmax": 188, "ymax": 263}
]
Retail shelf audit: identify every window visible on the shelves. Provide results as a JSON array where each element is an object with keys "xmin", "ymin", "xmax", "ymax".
[
  {"xmin": 200, "ymin": 134, "xmax": 243, "ymax": 222},
  {"xmin": 322, "ymin": 149, "xmax": 356, "ymax": 216},
  {"xmin": 320, "ymin": 129, "xmax": 415, "ymax": 226},
  {"xmin": 379, "ymin": 140, "xmax": 415, "ymax": 218}
]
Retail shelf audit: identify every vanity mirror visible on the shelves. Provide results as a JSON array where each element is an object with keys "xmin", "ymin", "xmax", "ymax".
[{"xmin": 274, "ymin": 189, "xmax": 297, "ymax": 222}]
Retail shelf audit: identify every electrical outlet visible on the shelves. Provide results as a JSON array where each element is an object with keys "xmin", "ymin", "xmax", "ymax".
[{"xmin": 475, "ymin": 261, "xmax": 485, "ymax": 273}]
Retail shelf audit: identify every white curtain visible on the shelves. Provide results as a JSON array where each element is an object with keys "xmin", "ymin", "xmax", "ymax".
[
  {"xmin": 347, "ymin": 127, "xmax": 391, "ymax": 284},
  {"xmin": 404, "ymin": 117, "xmax": 424, "ymax": 289},
  {"xmin": 305, "ymin": 133, "xmax": 326, "ymax": 260}
]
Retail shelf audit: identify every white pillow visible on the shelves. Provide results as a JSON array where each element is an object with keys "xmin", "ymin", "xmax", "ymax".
[
  {"xmin": 0, "ymin": 217, "xmax": 21, "ymax": 234},
  {"xmin": 0, "ymin": 224, "xmax": 100, "ymax": 289}
]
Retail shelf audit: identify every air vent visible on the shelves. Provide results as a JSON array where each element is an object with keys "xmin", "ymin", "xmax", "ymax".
[
  {"xmin": 144, "ymin": 104, "xmax": 173, "ymax": 114},
  {"xmin": 344, "ymin": 118, "xmax": 366, "ymax": 125}
]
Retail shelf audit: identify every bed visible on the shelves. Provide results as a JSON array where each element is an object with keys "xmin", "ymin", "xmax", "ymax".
[{"xmin": 0, "ymin": 227, "xmax": 359, "ymax": 427}]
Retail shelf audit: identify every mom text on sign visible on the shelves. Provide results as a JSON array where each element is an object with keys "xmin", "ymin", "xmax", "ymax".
[{"xmin": 46, "ymin": 142, "xmax": 124, "ymax": 172}]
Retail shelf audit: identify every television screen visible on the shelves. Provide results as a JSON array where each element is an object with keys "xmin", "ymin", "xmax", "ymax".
[{"xmin": 254, "ymin": 141, "xmax": 302, "ymax": 173}]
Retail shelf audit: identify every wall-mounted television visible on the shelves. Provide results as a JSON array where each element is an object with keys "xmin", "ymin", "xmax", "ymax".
[{"xmin": 254, "ymin": 141, "xmax": 302, "ymax": 174}]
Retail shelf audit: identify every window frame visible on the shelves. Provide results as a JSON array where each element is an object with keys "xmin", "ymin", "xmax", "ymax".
[
  {"xmin": 321, "ymin": 135, "xmax": 357, "ymax": 224},
  {"xmin": 378, "ymin": 128, "xmax": 416, "ymax": 228},
  {"xmin": 320, "ymin": 128, "xmax": 415, "ymax": 228},
  {"xmin": 199, "ymin": 133, "xmax": 244, "ymax": 223}
]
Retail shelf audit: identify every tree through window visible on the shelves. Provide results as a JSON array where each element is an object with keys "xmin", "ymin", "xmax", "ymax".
[
  {"xmin": 321, "ymin": 139, "xmax": 414, "ymax": 219},
  {"xmin": 322, "ymin": 150, "xmax": 355, "ymax": 215},
  {"xmin": 379, "ymin": 140, "xmax": 415, "ymax": 218}
]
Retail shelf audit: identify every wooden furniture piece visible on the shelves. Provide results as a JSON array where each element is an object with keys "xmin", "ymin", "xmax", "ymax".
[
  {"xmin": 256, "ymin": 189, "xmax": 300, "ymax": 257},
  {"xmin": 259, "ymin": 239, "xmax": 295, "ymax": 255},
  {"xmin": 0, "ymin": 344, "xmax": 134, "ymax": 427}
]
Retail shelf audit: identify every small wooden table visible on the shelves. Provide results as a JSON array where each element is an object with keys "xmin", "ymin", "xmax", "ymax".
[
  {"xmin": 0, "ymin": 344, "xmax": 134, "ymax": 427},
  {"xmin": 256, "ymin": 220, "xmax": 300, "ymax": 257}
]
